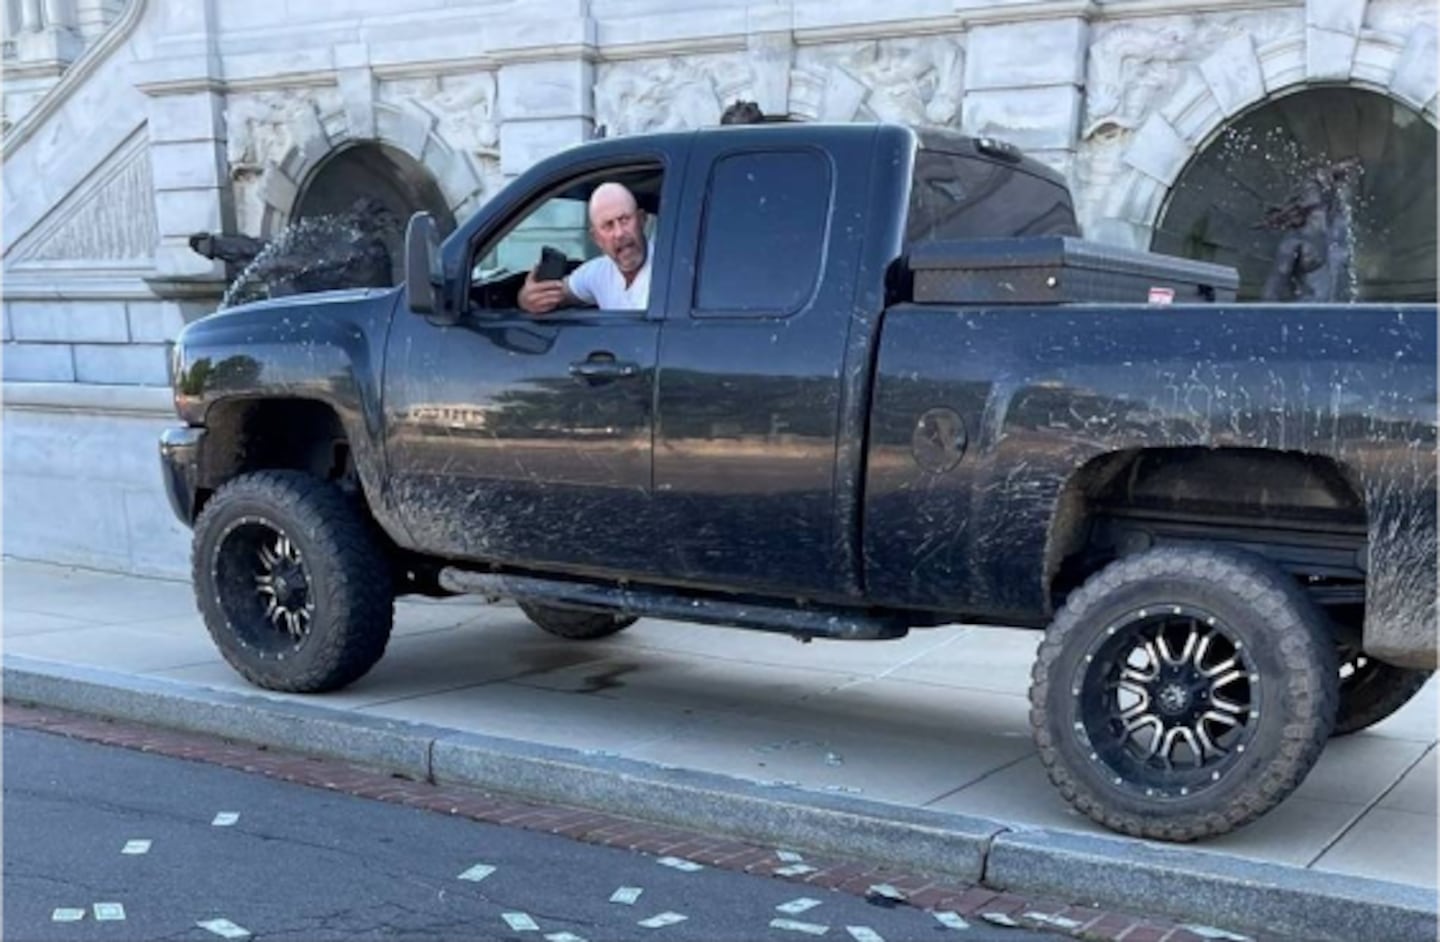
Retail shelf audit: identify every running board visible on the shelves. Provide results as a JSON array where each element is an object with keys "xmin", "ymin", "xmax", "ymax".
[{"xmin": 438, "ymin": 568, "xmax": 910, "ymax": 641}]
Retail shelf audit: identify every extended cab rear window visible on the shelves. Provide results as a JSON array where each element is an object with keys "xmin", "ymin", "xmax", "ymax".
[{"xmin": 906, "ymin": 149, "xmax": 1080, "ymax": 244}]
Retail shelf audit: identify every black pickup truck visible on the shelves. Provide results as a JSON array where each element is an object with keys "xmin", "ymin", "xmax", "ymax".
[{"xmin": 160, "ymin": 123, "xmax": 1437, "ymax": 841}]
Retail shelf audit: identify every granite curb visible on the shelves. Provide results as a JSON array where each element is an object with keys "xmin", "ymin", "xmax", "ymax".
[{"xmin": 6, "ymin": 654, "xmax": 1435, "ymax": 942}]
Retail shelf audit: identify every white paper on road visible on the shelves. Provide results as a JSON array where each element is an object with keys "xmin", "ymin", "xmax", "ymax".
[
  {"xmin": 776, "ymin": 850, "xmax": 805, "ymax": 862},
  {"xmin": 212, "ymin": 812, "xmax": 240, "ymax": 827},
  {"xmin": 544, "ymin": 934, "xmax": 587, "ymax": 942},
  {"xmin": 93, "ymin": 903, "xmax": 126, "ymax": 921},
  {"xmin": 457, "ymin": 864, "xmax": 497, "ymax": 882},
  {"xmin": 656, "ymin": 856, "xmax": 704, "ymax": 872},
  {"xmin": 775, "ymin": 863, "xmax": 817, "ymax": 876},
  {"xmin": 982, "ymin": 912, "xmax": 1019, "ymax": 927},
  {"xmin": 776, "ymin": 898, "xmax": 822, "ymax": 915},
  {"xmin": 1026, "ymin": 911, "xmax": 1082, "ymax": 929},
  {"xmin": 198, "ymin": 918, "xmax": 253, "ymax": 939},
  {"xmin": 846, "ymin": 928, "xmax": 885, "ymax": 942},
  {"xmin": 1181, "ymin": 926, "xmax": 1252, "ymax": 941},
  {"xmin": 609, "ymin": 886, "xmax": 644, "ymax": 905},
  {"xmin": 770, "ymin": 918, "xmax": 829, "ymax": 935},
  {"xmin": 934, "ymin": 911, "xmax": 970, "ymax": 929},
  {"xmin": 503, "ymin": 912, "xmax": 540, "ymax": 931},
  {"xmin": 121, "ymin": 840, "xmax": 152, "ymax": 855},
  {"xmin": 637, "ymin": 912, "xmax": 688, "ymax": 929},
  {"xmin": 867, "ymin": 884, "xmax": 906, "ymax": 901},
  {"xmin": 51, "ymin": 908, "xmax": 85, "ymax": 922}
]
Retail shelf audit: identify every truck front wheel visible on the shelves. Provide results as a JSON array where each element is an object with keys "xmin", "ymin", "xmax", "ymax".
[
  {"xmin": 192, "ymin": 471, "xmax": 394, "ymax": 692},
  {"xmin": 518, "ymin": 601, "xmax": 636, "ymax": 640},
  {"xmin": 1030, "ymin": 547, "xmax": 1337, "ymax": 841}
]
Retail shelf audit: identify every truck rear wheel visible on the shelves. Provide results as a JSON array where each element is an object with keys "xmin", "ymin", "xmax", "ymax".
[
  {"xmin": 192, "ymin": 471, "xmax": 394, "ymax": 692},
  {"xmin": 1030, "ymin": 546, "xmax": 1337, "ymax": 841},
  {"xmin": 1333, "ymin": 647, "xmax": 1433, "ymax": 736},
  {"xmin": 519, "ymin": 601, "xmax": 636, "ymax": 640}
]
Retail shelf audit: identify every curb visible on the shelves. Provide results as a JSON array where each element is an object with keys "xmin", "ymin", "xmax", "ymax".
[{"xmin": 6, "ymin": 654, "xmax": 1436, "ymax": 942}]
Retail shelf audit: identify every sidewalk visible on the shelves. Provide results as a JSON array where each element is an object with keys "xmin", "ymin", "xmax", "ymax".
[{"xmin": 4, "ymin": 557, "xmax": 1436, "ymax": 939}]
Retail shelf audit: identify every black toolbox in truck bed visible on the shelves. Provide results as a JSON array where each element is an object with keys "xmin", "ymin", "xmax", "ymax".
[{"xmin": 908, "ymin": 236, "xmax": 1240, "ymax": 305}]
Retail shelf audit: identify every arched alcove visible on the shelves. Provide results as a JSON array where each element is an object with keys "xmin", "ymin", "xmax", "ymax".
[
  {"xmin": 292, "ymin": 141, "xmax": 457, "ymax": 285},
  {"xmin": 1152, "ymin": 87, "xmax": 1437, "ymax": 301}
]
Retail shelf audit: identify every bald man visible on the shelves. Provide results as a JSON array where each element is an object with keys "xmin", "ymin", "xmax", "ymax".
[{"xmin": 518, "ymin": 182, "xmax": 652, "ymax": 314}]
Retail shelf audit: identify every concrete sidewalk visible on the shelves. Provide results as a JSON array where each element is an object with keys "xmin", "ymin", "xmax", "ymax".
[{"xmin": 4, "ymin": 558, "xmax": 1437, "ymax": 940}]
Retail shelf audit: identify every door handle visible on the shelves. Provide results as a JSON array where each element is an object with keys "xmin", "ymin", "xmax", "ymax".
[{"xmin": 569, "ymin": 358, "xmax": 641, "ymax": 380}]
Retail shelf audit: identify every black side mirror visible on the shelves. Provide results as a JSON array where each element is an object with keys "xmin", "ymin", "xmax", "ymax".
[{"xmin": 404, "ymin": 212, "xmax": 444, "ymax": 316}]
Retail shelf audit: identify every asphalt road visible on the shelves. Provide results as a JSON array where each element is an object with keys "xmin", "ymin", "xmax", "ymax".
[{"xmin": 4, "ymin": 727, "xmax": 1065, "ymax": 942}]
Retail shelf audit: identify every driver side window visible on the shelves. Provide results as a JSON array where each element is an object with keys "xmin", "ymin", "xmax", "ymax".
[
  {"xmin": 467, "ymin": 165, "xmax": 664, "ymax": 315},
  {"xmin": 470, "ymin": 196, "xmax": 596, "ymax": 310}
]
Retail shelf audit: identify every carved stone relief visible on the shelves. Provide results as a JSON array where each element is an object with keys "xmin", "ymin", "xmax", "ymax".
[
  {"xmin": 1076, "ymin": 9, "xmax": 1305, "ymax": 239},
  {"xmin": 13, "ymin": 130, "xmax": 157, "ymax": 263},
  {"xmin": 382, "ymin": 72, "xmax": 500, "ymax": 163},
  {"xmin": 595, "ymin": 55, "xmax": 753, "ymax": 137},
  {"xmin": 225, "ymin": 88, "xmax": 342, "ymax": 234},
  {"xmin": 791, "ymin": 37, "xmax": 965, "ymax": 126},
  {"xmin": 1084, "ymin": 12, "xmax": 1300, "ymax": 140}
]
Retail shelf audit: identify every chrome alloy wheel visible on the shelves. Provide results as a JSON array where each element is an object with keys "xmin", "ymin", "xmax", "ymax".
[
  {"xmin": 211, "ymin": 516, "xmax": 315, "ymax": 657},
  {"xmin": 1074, "ymin": 605, "xmax": 1260, "ymax": 799}
]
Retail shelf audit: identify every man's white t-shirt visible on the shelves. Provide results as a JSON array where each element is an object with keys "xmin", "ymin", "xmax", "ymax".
[{"xmin": 565, "ymin": 240, "xmax": 653, "ymax": 311}]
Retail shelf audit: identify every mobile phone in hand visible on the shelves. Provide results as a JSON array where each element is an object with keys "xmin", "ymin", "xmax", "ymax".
[{"xmin": 537, "ymin": 246, "xmax": 568, "ymax": 282}]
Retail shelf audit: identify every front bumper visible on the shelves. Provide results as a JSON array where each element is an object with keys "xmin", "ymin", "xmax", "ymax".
[{"xmin": 159, "ymin": 426, "xmax": 206, "ymax": 525}]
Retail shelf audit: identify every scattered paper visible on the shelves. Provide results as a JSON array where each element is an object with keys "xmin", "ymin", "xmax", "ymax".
[
  {"xmin": 610, "ymin": 887, "xmax": 644, "ymax": 905},
  {"xmin": 776, "ymin": 850, "xmax": 805, "ymax": 863},
  {"xmin": 457, "ymin": 864, "xmax": 497, "ymax": 882},
  {"xmin": 846, "ymin": 928, "xmax": 885, "ymax": 942},
  {"xmin": 934, "ymin": 911, "xmax": 969, "ymax": 930},
  {"xmin": 198, "ymin": 918, "xmax": 252, "ymax": 939},
  {"xmin": 770, "ymin": 918, "xmax": 828, "ymax": 935},
  {"xmin": 122, "ymin": 840, "xmax": 152, "ymax": 855},
  {"xmin": 1026, "ymin": 911, "xmax": 1083, "ymax": 929},
  {"xmin": 867, "ymin": 884, "xmax": 906, "ymax": 902},
  {"xmin": 1180, "ymin": 927, "xmax": 1252, "ymax": 941},
  {"xmin": 51, "ymin": 908, "xmax": 85, "ymax": 922},
  {"xmin": 544, "ymin": 934, "xmax": 587, "ymax": 942},
  {"xmin": 775, "ymin": 863, "xmax": 817, "ymax": 877},
  {"xmin": 656, "ymin": 856, "xmax": 703, "ymax": 872},
  {"xmin": 212, "ymin": 813, "xmax": 240, "ymax": 827},
  {"xmin": 982, "ymin": 912, "xmax": 1020, "ymax": 927},
  {"xmin": 93, "ymin": 903, "xmax": 126, "ymax": 921},
  {"xmin": 502, "ymin": 912, "xmax": 540, "ymax": 931},
  {"xmin": 638, "ymin": 912, "xmax": 688, "ymax": 929},
  {"xmin": 776, "ymin": 898, "xmax": 822, "ymax": 915}
]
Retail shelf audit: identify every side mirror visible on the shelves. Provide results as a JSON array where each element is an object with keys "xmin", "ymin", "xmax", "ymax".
[{"xmin": 404, "ymin": 212, "xmax": 444, "ymax": 315}]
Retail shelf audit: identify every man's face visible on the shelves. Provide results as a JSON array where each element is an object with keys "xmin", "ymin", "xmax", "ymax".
[{"xmin": 590, "ymin": 199, "xmax": 647, "ymax": 275}]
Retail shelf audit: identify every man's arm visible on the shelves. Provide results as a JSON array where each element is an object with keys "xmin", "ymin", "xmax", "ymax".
[{"xmin": 518, "ymin": 258, "xmax": 597, "ymax": 315}]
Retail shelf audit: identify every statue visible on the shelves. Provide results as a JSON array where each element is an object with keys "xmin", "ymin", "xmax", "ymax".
[
  {"xmin": 718, "ymin": 100, "xmax": 798, "ymax": 125},
  {"xmin": 1260, "ymin": 158, "xmax": 1361, "ymax": 303},
  {"xmin": 190, "ymin": 197, "xmax": 401, "ymax": 307}
]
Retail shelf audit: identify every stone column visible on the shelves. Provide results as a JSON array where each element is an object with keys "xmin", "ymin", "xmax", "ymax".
[
  {"xmin": 14, "ymin": 0, "xmax": 80, "ymax": 63},
  {"xmin": 961, "ymin": 18, "xmax": 1088, "ymax": 183},
  {"xmin": 133, "ymin": 1, "xmax": 232, "ymax": 293},
  {"xmin": 494, "ymin": 3, "xmax": 598, "ymax": 182}
]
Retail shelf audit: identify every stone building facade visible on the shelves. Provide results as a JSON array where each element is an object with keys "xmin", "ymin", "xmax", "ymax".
[{"xmin": 3, "ymin": 0, "xmax": 1436, "ymax": 576}]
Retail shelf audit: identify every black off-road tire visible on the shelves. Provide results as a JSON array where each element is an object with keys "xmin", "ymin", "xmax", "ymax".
[
  {"xmin": 192, "ymin": 471, "xmax": 395, "ymax": 693},
  {"xmin": 1333, "ymin": 650, "xmax": 1432, "ymax": 736},
  {"xmin": 1030, "ymin": 546, "xmax": 1338, "ymax": 841},
  {"xmin": 519, "ymin": 601, "xmax": 636, "ymax": 640}
]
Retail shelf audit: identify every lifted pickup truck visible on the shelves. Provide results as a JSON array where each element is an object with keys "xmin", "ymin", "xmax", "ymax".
[{"xmin": 161, "ymin": 123, "xmax": 1437, "ymax": 842}]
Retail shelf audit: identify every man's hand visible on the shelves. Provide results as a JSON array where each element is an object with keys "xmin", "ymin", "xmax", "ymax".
[{"xmin": 519, "ymin": 269, "xmax": 567, "ymax": 315}]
